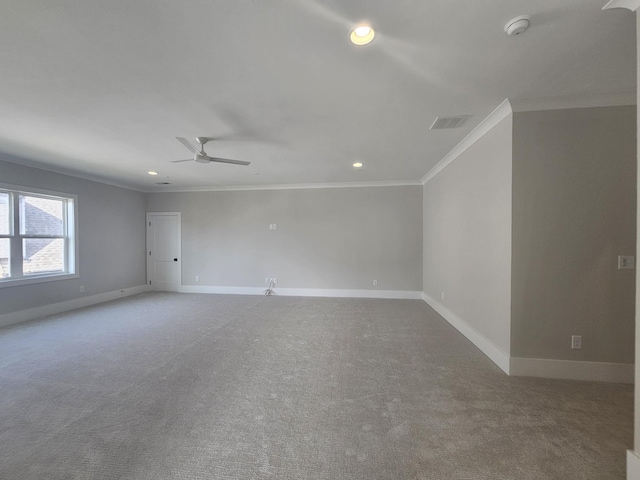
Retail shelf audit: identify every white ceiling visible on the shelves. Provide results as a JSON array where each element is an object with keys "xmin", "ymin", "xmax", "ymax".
[{"xmin": 0, "ymin": 0, "xmax": 635, "ymax": 191}]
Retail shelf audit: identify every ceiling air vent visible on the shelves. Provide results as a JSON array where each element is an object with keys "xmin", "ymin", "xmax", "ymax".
[{"xmin": 430, "ymin": 115, "xmax": 471, "ymax": 130}]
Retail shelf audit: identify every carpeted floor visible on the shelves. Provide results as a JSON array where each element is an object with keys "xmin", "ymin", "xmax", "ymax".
[{"xmin": 0, "ymin": 293, "xmax": 633, "ymax": 479}]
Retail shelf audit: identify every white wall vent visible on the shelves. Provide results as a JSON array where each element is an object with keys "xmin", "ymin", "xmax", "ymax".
[{"xmin": 430, "ymin": 115, "xmax": 471, "ymax": 130}]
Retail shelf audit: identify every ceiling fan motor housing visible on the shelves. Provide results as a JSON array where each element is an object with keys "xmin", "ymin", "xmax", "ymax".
[{"xmin": 195, "ymin": 153, "xmax": 210, "ymax": 163}]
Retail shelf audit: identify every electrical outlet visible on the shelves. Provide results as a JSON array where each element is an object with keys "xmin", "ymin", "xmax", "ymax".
[
  {"xmin": 195, "ymin": 275, "xmax": 200, "ymax": 282},
  {"xmin": 373, "ymin": 279, "xmax": 378, "ymax": 286},
  {"xmin": 441, "ymin": 292, "xmax": 445, "ymax": 300},
  {"xmin": 79, "ymin": 285, "xmax": 85, "ymax": 293},
  {"xmin": 272, "ymin": 277, "xmax": 277, "ymax": 284},
  {"xmin": 618, "ymin": 255, "xmax": 635, "ymax": 270},
  {"xmin": 265, "ymin": 277, "xmax": 270, "ymax": 284},
  {"xmin": 571, "ymin": 335, "xmax": 582, "ymax": 350}
]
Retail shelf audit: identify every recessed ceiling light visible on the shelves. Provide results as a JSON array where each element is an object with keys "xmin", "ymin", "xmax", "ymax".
[
  {"xmin": 353, "ymin": 162, "xmax": 364, "ymax": 168},
  {"xmin": 148, "ymin": 171, "xmax": 159, "ymax": 176},
  {"xmin": 350, "ymin": 24, "xmax": 375, "ymax": 46}
]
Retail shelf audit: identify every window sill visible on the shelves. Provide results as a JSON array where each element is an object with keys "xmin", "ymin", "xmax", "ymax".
[{"xmin": 0, "ymin": 272, "xmax": 79, "ymax": 289}]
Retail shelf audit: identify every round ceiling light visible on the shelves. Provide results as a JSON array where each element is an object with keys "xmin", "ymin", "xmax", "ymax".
[
  {"xmin": 350, "ymin": 24, "xmax": 375, "ymax": 46},
  {"xmin": 148, "ymin": 171, "xmax": 159, "ymax": 176},
  {"xmin": 353, "ymin": 162, "xmax": 364, "ymax": 168}
]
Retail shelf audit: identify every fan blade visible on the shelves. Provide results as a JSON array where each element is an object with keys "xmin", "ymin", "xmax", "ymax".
[
  {"xmin": 171, "ymin": 158, "xmax": 194, "ymax": 163},
  {"xmin": 176, "ymin": 137, "xmax": 200, "ymax": 154},
  {"xmin": 208, "ymin": 156, "xmax": 251, "ymax": 166}
]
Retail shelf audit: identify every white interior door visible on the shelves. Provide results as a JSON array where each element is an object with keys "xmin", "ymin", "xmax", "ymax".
[{"xmin": 147, "ymin": 212, "xmax": 181, "ymax": 291}]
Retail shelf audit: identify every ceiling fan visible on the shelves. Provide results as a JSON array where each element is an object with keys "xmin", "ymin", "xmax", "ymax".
[{"xmin": 172, "ymin": 137, "xmax": 251, "ymax": 166}]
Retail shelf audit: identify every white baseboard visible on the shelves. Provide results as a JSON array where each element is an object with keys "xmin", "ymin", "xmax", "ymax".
[
  {"xmin": 0, "ymin": 284, "xmax": 150, "ymax": 329},
  {"xmin": 629, "ymin": 450, "xmax": 640, "ymax": 480},
  {"xmin": 179, "ymin": 285, "xmax": 422, "ymax": 300},
  {"xmin": 510, "ymin": 357, "xmax": 634, "ymax": 384},
  {"xmin": 421, "ymin": 293, "xmax": 635, "ymax": 383},
  {"xmin": 179, "ymin": 285, "xmax": 265, "ymax": 295},
  {"xmin": 421, "ymin": 292, "xmax": 511, "ymax": 374}
]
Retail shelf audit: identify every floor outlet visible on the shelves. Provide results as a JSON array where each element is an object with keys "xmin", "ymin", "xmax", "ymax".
[{"xmin": 571, "ymin": 335, "xmax": 582, "ymax": 350}]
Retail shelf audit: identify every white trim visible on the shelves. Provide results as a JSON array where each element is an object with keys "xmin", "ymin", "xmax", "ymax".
[
  {"xmin": 0, "ymin": 182, "xmax": 76, "ymax": 199},
  {"xmin": 421, "ymin": 292, "xmax": 511, "ymax": 374},
  {"xmin": 0, "ymin": 272, "xmax": 80, "ymax": 289},
  {"xmin": 628, "ymin": 450, "xmax": 640, "ymax": 480},
  {"xmin": 421, "ymin": 99, "xmax": 513, "ymax": 185},
  {"xmin": 421, "ymin": 292, "xmax": 634, "ymax": 382},
  {"xmin": 0, "ymin": 284, "xmax": 150, "ymax": 328},
  {"xmin": 179, "ymin": 285, "xmax": 265, "ymax": 295},
  {"xmin": 179, "ymin": 285, "xmax": 422, "ymax": 299},
  {"xmin": 510, "ymin": 92, "xmax": 636, "ymax": 113},
  {"xmin": 420, "ymin": 92, "xmax": 636, "ymax": 186},
  {"xmin": 146, "ymin": 212, "xmax": 181, "ymax": 292},
  {"xmin": 0, "ymin": 183, "xmax": 79, "ymax": 288},
  {"xmin": 509, "ymin": 357, "xmax": 634, "ymax": 384},
  {"xmin": 144, "ymin": 180, "xmax": 421, "ymax": 194},
  {"xmin": 603, "ymin": 0, "xmax": 640, "ymax": 11}
]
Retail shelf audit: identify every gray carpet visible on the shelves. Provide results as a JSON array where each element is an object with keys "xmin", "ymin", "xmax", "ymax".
[{"xmin": 0, "ymin": 293, "xmax": 632, "ymax": 479}]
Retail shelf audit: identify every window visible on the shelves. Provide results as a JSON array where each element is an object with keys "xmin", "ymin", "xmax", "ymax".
[{"xmin": 0, "ymin": 185, "xmax": 77, "ymax": 286}]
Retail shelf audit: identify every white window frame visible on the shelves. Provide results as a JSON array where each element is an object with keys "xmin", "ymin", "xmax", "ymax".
[{"xmin": 0, "ymin": 183, "xmax": 78, "ymax": 288}]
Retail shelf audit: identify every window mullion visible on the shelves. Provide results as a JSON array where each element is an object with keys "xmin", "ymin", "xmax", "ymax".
[
  {"xmin": 10, "ymin": 193, "xmax": 23, "ymax": 278},
  {"xmin": 0, "ymin": 186, "xmax": 77, "ymax": 286}
]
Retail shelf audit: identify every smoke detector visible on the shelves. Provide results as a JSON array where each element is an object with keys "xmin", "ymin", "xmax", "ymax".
[{"xmin": 504, "ymin": 15, "xmax": 531, "ymax": 36}]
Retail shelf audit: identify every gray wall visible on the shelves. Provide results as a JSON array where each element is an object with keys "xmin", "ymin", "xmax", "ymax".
[
  {"xmin": 0, "ymin": 157, "xmax": 147, "ymax": 315},
  {"xmin": 511, "ymin": 106, "xmax": 636, "ymax": 364},
  {"xmin": 423, "ymin": 116, "xmax": 513, "ymax": 354},
  {"xmin": 636, "ymin": 9, "xmax": 640, "ymax": 452},
  {"xmin": 146, "ymin": 186, "xmax": 423, "ymax": 291}
]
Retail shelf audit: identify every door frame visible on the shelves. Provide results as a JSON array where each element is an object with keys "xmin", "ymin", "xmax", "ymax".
[{"xmin": 146, "ymin": 212, "xmax": 182, "ymax": 291}]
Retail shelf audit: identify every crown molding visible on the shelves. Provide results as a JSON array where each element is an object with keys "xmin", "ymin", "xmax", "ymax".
[
  {"xmin": 7, "ymin": 90, "xmax": 635, "ymax": 194},
  {"xmin": 509, "ymin": 91, "xmax": 636, "ymax": 112},
  {"xmin": 420, "ymin": 91, "xmax": 636, "ymax": 185},
  {"xmin": 602, "ymin": 0, "xmax": 640, "ymax": 11},
  {"xmin": 144, "ymin": 180, "xmax": 422, "ymax": 193},
  {"xmin": 421, "ymin": 99, "xmax": 513, "ymax": 185},
  {"xmin": 0, "ymin": 153, "xmax": 143, "ymax": 192}
]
